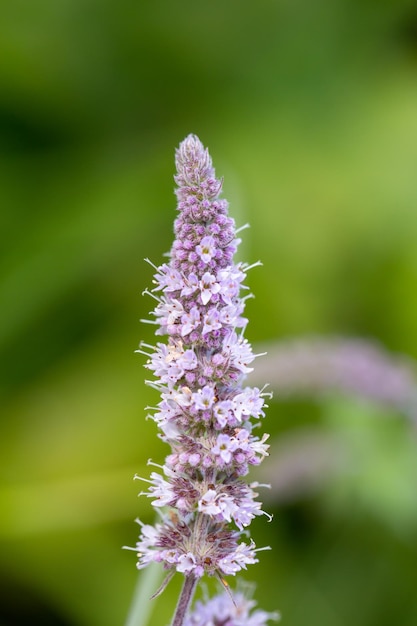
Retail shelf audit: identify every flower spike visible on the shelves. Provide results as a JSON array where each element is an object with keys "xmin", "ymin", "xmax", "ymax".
[{"xmin": 128, "ymin": 135, "xmax": 273, "ymax": 624}]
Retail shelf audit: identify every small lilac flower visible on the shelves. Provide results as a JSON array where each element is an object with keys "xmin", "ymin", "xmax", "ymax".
[
  {"xmin": 217, "ymin": 493, "xmax": 239, "ymax": 523},
  {"xmin": 177, "ymin": 553, "xmax": 198, "ymax": 574},
  {"xmin": 192, "ymin": 385, "xmax": 216, "ymax": 410},
  {"xmin": 218, "ymin": 542, "xmax": 258, "ymax": 575},
  {"xmin": 217, "ymin": 267, "xmax": 243, "ymax": 305},
  {"xmin": 188, "ymin": 452, "xmax": 201, "ymax": 466},
  {"xmin": 202, "ymin": 307, "xmax": 222, "ymax": 335},
  {"xmin": 213, "ymin": 400, "xmax": 234, "ymax": 428},
  {"xmin": 224, "ymin": 331, "xmax": 256, "ymax": 374},
  {"xmin": 247, "ymin": 433, "xmax": 270, "ymax": 464},
  {"xmin": 138, "ymin": 470, "xmax": 175, "ymax": 507},
  {"xmin": 181, "ymin": 306, "xmax": 201, "ymax": 337},
  {"xmin": 220, "ymin": 303, "xmax": 247, "ymax": 329},
  {"xmin": 176, "ymin": 349, "xmax": 198, "ymax": 371},
  {"xmin": 212, "ymin": 433, "xmax": 237, "ymax": 464},
  {"xmin": 199, "ymin": 271, "xmax": 221, "ymax": 305},
  {"xmin": 196, "ymin": 235, "xmax": 217, "ymax": 263},
  {"xmin": 198, "ymin": 489, "xmax": 222, "ymax": 516},
  {"xmin": 173, "ymin": 386, "xmax": 193, "ymax": 407},
  {"xmin": 233, "ymin": 387, "xmax": 266, "ymax": 421},
  {"xmin": 151, "ymin": 263, "xmax": 183, "ymax": 292},
  {"xmin": 181, "ymin": 272, "xmax": 199, "ymax": 297}
]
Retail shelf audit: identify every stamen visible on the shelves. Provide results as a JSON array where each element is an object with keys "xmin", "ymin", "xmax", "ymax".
[
  {"xmin": 142, "ymin": 288, "xmax": 161, "ymax": 302},
  {"xmin": 144, "ymin": 257, "xmax": 160, "ymax": 271},
  {"xmin": 235, "ymin": 222, "xmax": 250, "ymax": 235},
  {"xmin": 243, "ymin": 260, "xmax": 263, "ymax": 272}
]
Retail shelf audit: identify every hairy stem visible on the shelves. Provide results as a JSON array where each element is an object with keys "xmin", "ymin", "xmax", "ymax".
[{"xmin": 171, "ymin": 575, "xmax": 198, "ymax": 626}]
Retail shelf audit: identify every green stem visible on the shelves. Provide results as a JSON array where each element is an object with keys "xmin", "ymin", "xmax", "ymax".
[{"xmin": 171, "ymin": 575, "xmax": 198, "ymax": 626}]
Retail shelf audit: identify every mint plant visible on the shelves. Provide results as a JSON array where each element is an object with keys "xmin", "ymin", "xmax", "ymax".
[{"xmin": 127, "ymin": 135, "xmax": 276, "ymax": 626}]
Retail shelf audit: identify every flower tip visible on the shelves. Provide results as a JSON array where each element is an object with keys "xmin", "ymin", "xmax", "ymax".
[
  {"xmin": 180, "ymin": 132, "xmax": 204, "ymax": 151},
  {"xmin": 176, "ymin": 133, "xmax": 205, "ymax": 163},
  {"xmin": 175, "ymin": 133, "xmax": 213, "ymax": 185}
]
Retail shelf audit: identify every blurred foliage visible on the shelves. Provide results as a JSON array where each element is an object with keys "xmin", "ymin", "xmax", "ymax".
[{"xmin": 1, "ymin": 1, "xmax": 417, "ymax": 625}]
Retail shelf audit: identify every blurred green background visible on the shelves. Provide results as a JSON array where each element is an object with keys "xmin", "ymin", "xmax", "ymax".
[{"xmin": 1, "ymin": 1, "xmax": 417, "ymax": 625}]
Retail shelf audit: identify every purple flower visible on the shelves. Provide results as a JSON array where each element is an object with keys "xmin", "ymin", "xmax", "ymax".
[
  {"xmin": 177, "ymin": 553, "xmax": 199, "ymax": 574},
  {"xmin": 202, "ymin": 307, "xmax": 222, "ymax": 335},
  {"xmin": 233, "ymin": 387, "xmax": 266, "ymax": 421},
  {"xmin": 181, "ymin": 306, "xmax": 201, "ymax": 337},
  {"xmin": 181, "ymin": 272, "xmax": 199, "ymax": 297},
  {"xmin": 192, "ymin": 385, "xmax": 216, "ymax": 411},
  {"xmin": 213, "ymin": 400, "xmax": 234, "ymax": 428},
  {"xmin": 212, "ymin": 433, "xmax": 237, "ymax": 465},
  {"xmin": 198, "ymin": 489, "xmax": 221, "ymax": 516},
  {"xmin": 184, "ymin": 591, "xmax": 279, "ymax": 626},
  {"xmin": 196, "ymin": 235, "xmax": 217, "ymax": 263},
  {"xmin": 199, "ymin": 271, "xmax": 221, "ymax": 305}
]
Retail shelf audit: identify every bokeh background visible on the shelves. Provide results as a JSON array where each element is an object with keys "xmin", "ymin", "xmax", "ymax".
[{"xmin": 1, "ymin": 1, "xmax": 417, "ymax": 625}]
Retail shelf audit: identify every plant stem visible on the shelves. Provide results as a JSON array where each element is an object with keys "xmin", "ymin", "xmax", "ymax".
[
  {"xmin": 171, "ymin": 575, "xmax": 198, "ymax": 626},
  {"xmin": 125, "ymin": 562, "xmax": 163, "ymax": 626}
]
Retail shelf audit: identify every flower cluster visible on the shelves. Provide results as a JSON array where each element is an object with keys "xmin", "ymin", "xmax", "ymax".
[
  {"xmin": 184, "ymin": 591, "xmax": 279, "ymax": 626},
  {"xmin": 131, "ymin": 135, "xmax": 271, "ymax": 582}
]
